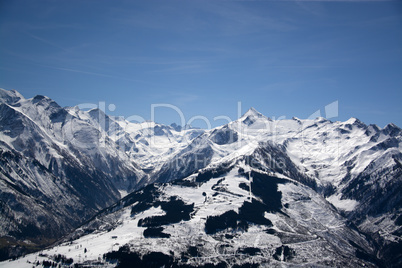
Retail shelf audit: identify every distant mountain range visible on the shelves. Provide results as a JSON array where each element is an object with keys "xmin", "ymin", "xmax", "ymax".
[{"xmin": 0, "ymin": 89, "xmax": 400, "ymax": 267}]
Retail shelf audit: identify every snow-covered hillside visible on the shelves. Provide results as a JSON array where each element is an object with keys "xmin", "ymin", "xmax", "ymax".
[
  {"xmin": 0, "ymin": 89, "xmax": 401, "ymax": 266},
  {"xmin": 0, "ymin": 89, "xmax": 202, "ymax": 259},
  {"xmin": 0, "ymin": 166, "xmax": 379, "ymax": 267}
]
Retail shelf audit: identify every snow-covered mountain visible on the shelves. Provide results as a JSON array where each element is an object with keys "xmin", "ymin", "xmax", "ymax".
[
  {"xmin": 0, "ymin": 89, "xmax": 401, "ymax": 266},
  {"xmin": 0, "ymin": 89, "xmax": 202, "ymax": 259},
  {"xmin": 3, "ymin": 166, "xmax": 380, "ymax": 267}
]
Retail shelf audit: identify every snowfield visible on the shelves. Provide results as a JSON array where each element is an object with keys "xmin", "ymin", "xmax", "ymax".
[{"xmin": 1, "ymin": 167, "xmax": 379, "ymax": 267}]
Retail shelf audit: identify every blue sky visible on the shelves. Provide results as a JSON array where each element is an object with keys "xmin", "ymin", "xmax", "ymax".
[{"xmin": 1, "ymin": 0, "xmax": 401, "ymax": 128}]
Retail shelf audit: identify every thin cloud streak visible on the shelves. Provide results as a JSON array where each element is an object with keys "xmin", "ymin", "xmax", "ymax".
[
  {"xmin": 37, "ymin": 64, "xmax": 151, "ymax": 84},
  {"xmin": 22, "ymin": 31, "xmax": 70, "ymax": 52},
  {"xmin": 150, "ymin": 64, "xmax": 216, "ymax": 74}
]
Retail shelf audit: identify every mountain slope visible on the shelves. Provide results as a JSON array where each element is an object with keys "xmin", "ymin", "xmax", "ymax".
[
  {"xmin": 0, "ymin": 88, "xmax": 401, "ymax": 266},
  {"xmin": 2, "ymin": 164, "xmax": 380, "ymax": 267},
  {"xmin": 0, "ymin": 89, "xmax": 201, "ymax": 259}
]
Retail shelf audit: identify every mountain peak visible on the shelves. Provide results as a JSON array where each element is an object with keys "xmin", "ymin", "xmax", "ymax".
[
  {"xmin": 344, "ymin": 117, "xmax": 367, "ymax": 129},
  {"xmin": 242, "ymin": 107, "xmax": 263, "ymax": 118},
  {"xmin": 170, "ymin": 123, "xmax": 182, "ymax": 132},
  {"xmin": 345, "ymin": 117, "xmax": 358, "ymax": 124},
  {"xmin": 385, "ymin": 122, "xmax": 399, "ymax": 129},
  {"xmin": 383, "ymin": 122, "xmax": 401, "ymax": 136},
  {"xmin": 0, "ymin": 88, "xmax": 24, "ymax": 105},
  {"xmin": 239, "ymin": 107, "xmax": 270, "ymax": 126}
]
